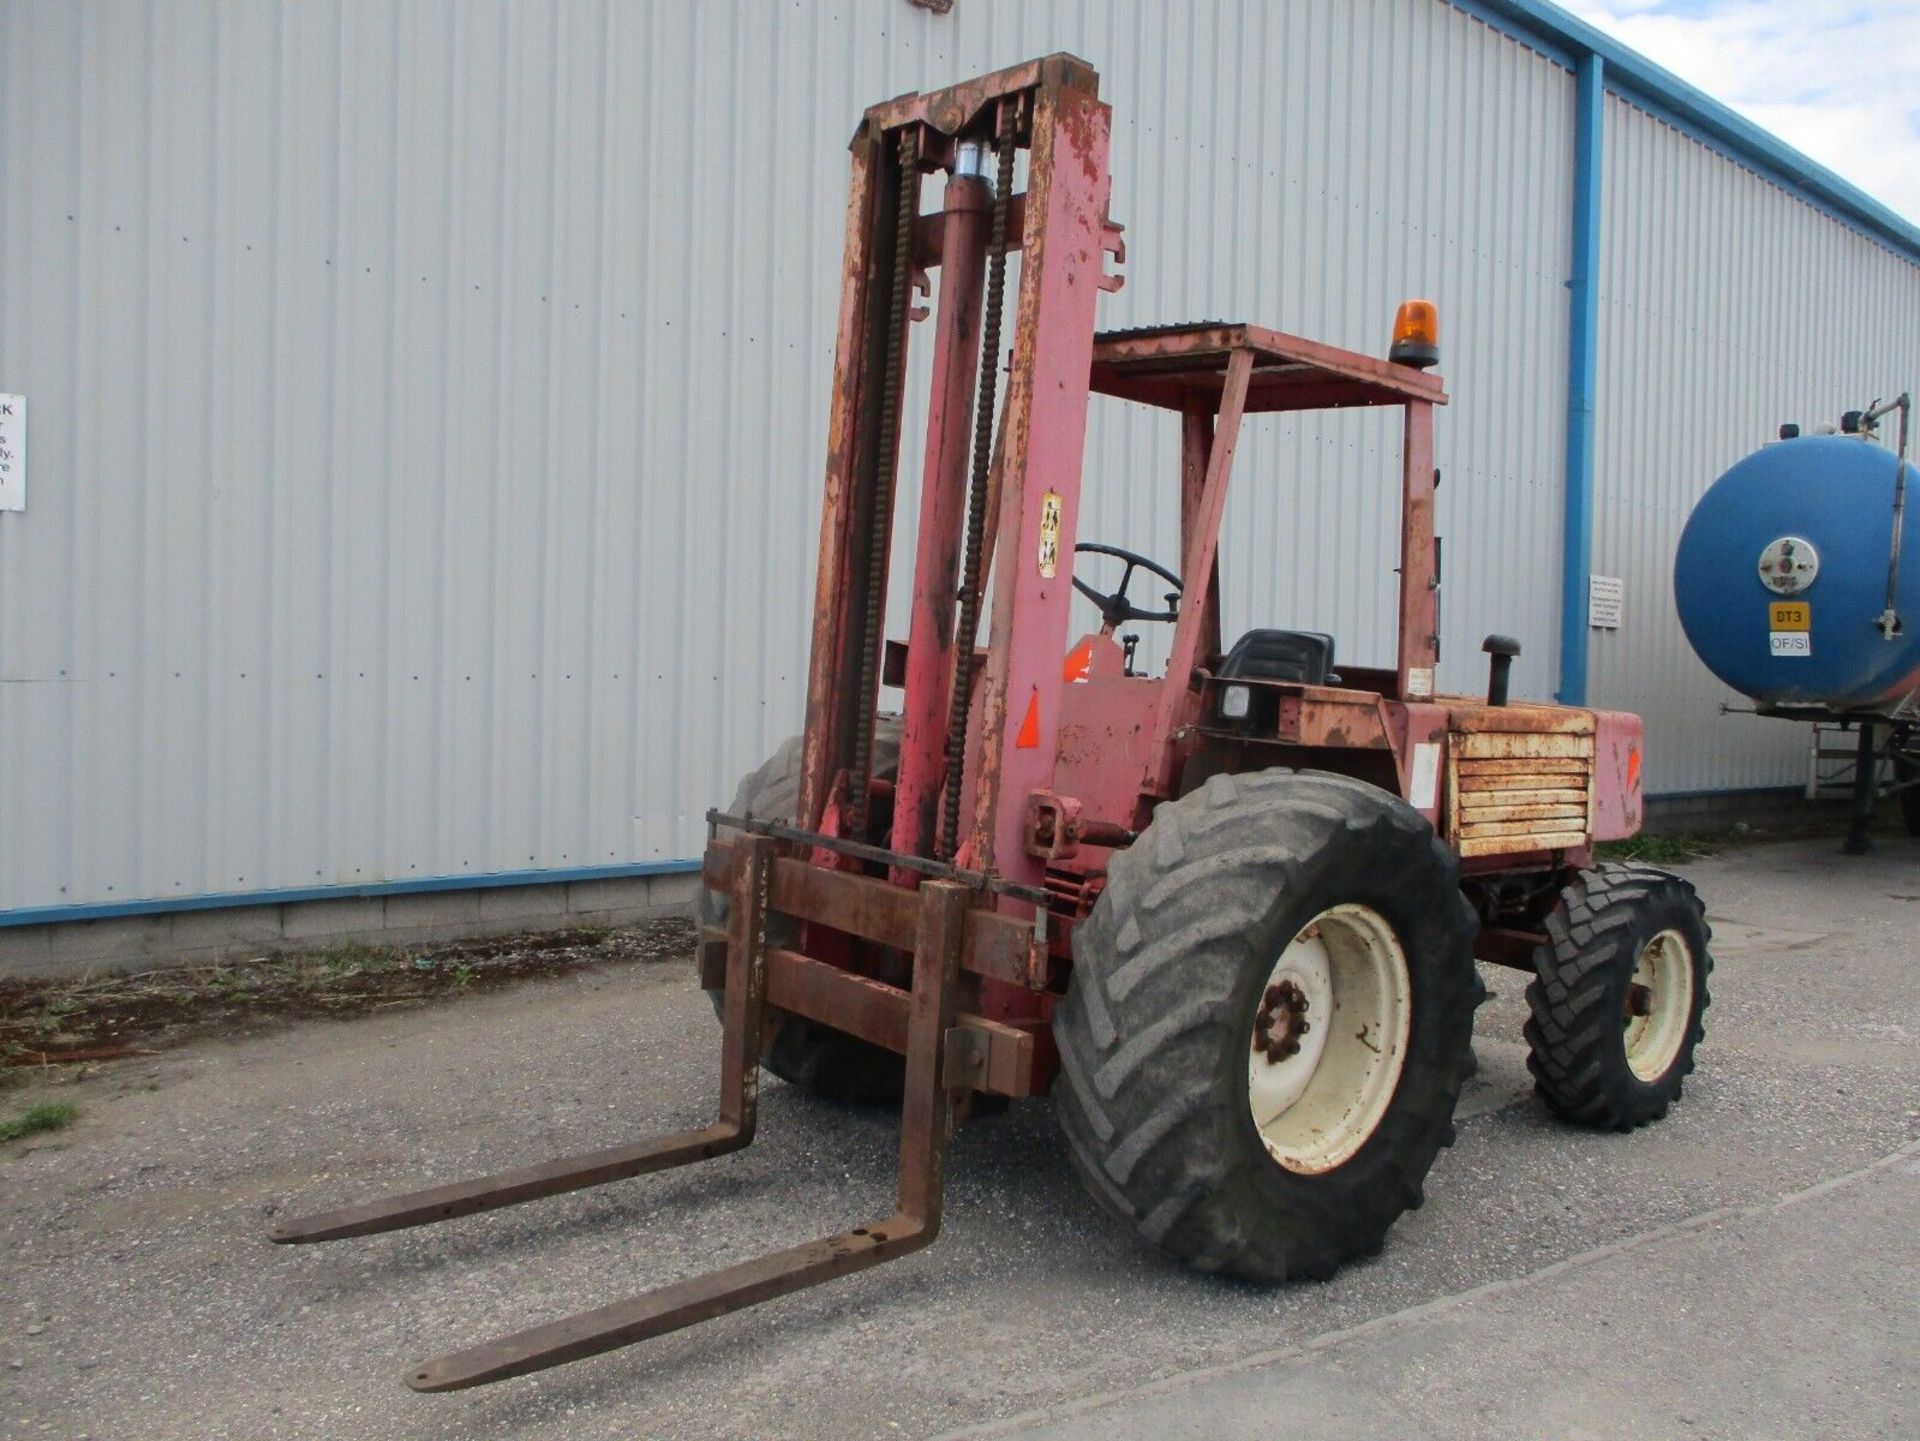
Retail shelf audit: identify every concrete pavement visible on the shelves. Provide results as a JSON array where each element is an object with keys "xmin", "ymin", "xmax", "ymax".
[{"xmin": 4, "ymin": 835, "xmax": 1918, "ymax": 1439}]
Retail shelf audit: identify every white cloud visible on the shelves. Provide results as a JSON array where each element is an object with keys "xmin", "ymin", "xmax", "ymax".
[{"xmin": 1562, "ymin": 0, "xmax": 1920, "ymax": 225}]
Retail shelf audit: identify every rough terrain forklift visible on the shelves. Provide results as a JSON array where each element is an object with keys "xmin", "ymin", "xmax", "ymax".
[{"xmin": 272, "ymin": 55, "xmax": 1712, "ymax": 1391}]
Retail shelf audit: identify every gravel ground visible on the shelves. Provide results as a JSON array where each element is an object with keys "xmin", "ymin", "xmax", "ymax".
[{"xmin": 5, "ymin": 835, "xmax": 1918, "ymax": 1439}]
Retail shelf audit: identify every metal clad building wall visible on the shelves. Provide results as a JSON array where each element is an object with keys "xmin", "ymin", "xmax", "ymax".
[
  {"xmin": 1591, "ymin": 94, "xmax": 1920, "ymax": 794},
  {"xmin": 0, "ymin": 0, "xmax": 1897, "ymax": 915}
]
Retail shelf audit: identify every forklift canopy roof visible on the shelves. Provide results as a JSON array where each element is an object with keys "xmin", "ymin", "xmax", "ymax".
[{"xmin": 1089, "ymin": 323, "xmax": 1449, "ymax": 414}]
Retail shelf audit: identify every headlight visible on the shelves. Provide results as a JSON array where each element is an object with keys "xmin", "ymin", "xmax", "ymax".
[{"xmin": 1219, "ymin": 684, "xmax": 1250, "ymax": 720}]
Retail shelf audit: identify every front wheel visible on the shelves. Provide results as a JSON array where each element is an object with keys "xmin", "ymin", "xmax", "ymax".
[
  {"xmin": 701, "ymin": 721, "xmax": 907, "ymax": 1105},
  {"xmin": 1524, "ymin": 865, "xmax": 1712, "ymax": 1131},
  {"xmin": 1052, "ymin": 770, "xmax": 1482, "ymax": 1282}
]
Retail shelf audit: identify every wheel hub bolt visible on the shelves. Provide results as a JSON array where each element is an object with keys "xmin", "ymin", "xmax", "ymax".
[{"xmin": 1253, "ymin": 979, "xmax": 1312, "ymax": 1063}]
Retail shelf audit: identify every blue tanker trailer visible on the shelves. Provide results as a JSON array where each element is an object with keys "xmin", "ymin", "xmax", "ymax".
[{"xmin": 1673, "ymin": 393, "xmax": 1916, "ymax": 850}]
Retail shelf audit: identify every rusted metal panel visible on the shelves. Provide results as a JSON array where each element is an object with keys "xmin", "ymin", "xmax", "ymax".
[
  {"xmin": 1450, "ymin": 704, "xmax": 1598, "ymax": 735},
  {"xmin": 967, "ymin": 67, "xmax": 1115, "ymax": 879},
  {"xmin": 1145, "ymin": 348, "xmax": 1254, "ymax": 796},
  {"xmin": 1457, "ymin": 805, "xmax": 1588, "ymax": 826},
  {"xmin": 1454, "ymin": 731, "xmax": 1595, "ymax": 761},
  {"xmin": 1291, "ymin": 692, "xmax": 1394, "ymax": 749},
  {"xmin": 1458, "ymin": 830, "xmax": 1588, "ymax": 858},
  {"xmin": 1052, "ymin": 675, "xmax": 1159, "ymax": 830},
  {"xmin": 766, "ymin": 946, "xmax": 1035, "ymax": 1097},
  {"xmin": 862, "ymin": 53, "xmax": 1094, "ymax": 136},
  {"xmin": 1459, "ymin": 788, "xmax": 1589, "ymax": 810},
  {"xmin": 767, "ymin": 946, "xmax": 912, "ymax": 1049},
  {"xmin": 1590, "ymin": 707, "xmax": 1646, "ymax": 840},
  {"xmin": 1449, "ymin": 725, "xmax": 1595, "ymax": 855},
  {"xmin": 703, "ymin": 839, "xmax": 1033, "ymax": 987},
  {"xmin": 1456, "ymin": 758, "xmax": 1591, "ymax": 777},
  {"xmin": 1088, "ymin": 323, "xmax": 1449, "ymax": 418},
  {"xmin": 1396, "ymin": 402, "xmax": 1438, "ymax": 701},
  {"xmin": 1180, "ymin": 400, "xmax": 1221, "ymax": 661},
  {"xmin": 802, "ymin": 126, "xmax": 887, "ymax": 834}
]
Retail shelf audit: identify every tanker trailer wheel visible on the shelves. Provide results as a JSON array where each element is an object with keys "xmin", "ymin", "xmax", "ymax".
[
  {"xmin": 1895, "ymin": 726, "xmax": 1920, "ymax": 838},
  {"xmin": 701, "ymin": 718, "xmax": 906, "ymax": 1105},
  {"xmin": 1052, "ymin": 770, "xmax": 1482, "ymax": 1282},
  {"xmin": 1524, "ymin": 865, "xmax": 1712, "ymax": 1131}
]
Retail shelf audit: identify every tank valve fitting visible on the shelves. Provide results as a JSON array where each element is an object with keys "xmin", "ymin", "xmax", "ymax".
[{"xmin": 1482, "ymin": 634, "xmax": 1521, "ymax": 706}]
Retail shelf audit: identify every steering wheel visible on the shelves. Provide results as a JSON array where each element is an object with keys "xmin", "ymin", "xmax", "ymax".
[{"xmin": 1072, "ymin": 542, "xmax": 1183, "ymax": 631}]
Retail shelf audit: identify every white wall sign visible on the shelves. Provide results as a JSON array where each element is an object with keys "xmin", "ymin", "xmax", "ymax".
[
  {"xmin": 0, "ymin": 394, "xmax": 22, "ymax": 511},
  {"xmin": 1588, "ymin": 573, "xmax": 1623, "ymax": 630}
]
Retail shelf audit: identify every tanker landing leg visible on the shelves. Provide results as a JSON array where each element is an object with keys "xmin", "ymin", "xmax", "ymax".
[{"xmin": 1843, "ymin": 721, "xmax": 1879, "ymax": 854}]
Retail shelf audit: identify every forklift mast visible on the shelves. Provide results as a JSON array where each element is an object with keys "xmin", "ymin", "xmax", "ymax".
[{"xmin": 801, "ymin": 54, "xmax": 1123, "ymax": 886}]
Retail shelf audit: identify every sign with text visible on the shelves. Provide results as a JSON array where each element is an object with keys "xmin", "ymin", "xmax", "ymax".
[
  {"xmin": 0, "ymin": 394, "xmax": 22, "ymax": 511},
  {"xmin": 1588, "ymin": 573, "xmax": 1623, "ymax": 630}
]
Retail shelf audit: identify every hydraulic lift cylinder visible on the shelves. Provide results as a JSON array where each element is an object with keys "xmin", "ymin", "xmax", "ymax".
[{"xmin": 892, "ymin": 171, "xmax": 992, "ymax": 866}]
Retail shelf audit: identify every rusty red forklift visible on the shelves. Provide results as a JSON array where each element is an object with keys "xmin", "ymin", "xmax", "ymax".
[{"xmin": 272, "ymin": 55, "xmax": 1712, "ymax": 1390}]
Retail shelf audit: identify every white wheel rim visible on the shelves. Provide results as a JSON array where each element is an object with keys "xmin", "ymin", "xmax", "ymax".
[
  {"xmin": 1246, "ymin": 903, "xmax": 1412, "ymax": 1175},
  {"xmin": 1624, "ymin": 927, "xmax": 1694, "ymax": 1082}
]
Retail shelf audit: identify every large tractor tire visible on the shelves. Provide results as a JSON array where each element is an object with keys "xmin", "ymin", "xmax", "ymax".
[
  {"xmin": 701, "ymin": 719, "xmax": 906, "ymax": 1105},
  {"xmin": 1524, "ymin": 864, "xmax": 1711, "ymax": 1131},
  {"xmin": 1053, "ymin": 770, "xmax": 1482, "ymax": 1282}
]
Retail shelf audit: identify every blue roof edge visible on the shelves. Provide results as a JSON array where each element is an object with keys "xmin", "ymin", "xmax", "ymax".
[{"xmin": 1451, "ymin": 0, "xmax": 1920, "ymax": 264}]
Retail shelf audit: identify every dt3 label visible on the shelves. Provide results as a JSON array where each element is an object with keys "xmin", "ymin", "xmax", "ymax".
[{"xmin": 1768, "ymin": 599, "xmax": 1810, "ymax": 657}]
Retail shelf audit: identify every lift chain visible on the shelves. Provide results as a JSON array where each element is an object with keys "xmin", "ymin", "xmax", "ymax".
[
  {"xmin": 939, "ymin": 100, "xmax": 1018, "ymax": 862},
  {"xmin": 850, "ymin": 126, "xmax": 922, "ymax": 835}
]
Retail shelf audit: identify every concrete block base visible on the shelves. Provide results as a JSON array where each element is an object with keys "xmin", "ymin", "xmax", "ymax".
[{"xmin": 0, "ymin": 871, "xmax": 701, "ymax": 982}]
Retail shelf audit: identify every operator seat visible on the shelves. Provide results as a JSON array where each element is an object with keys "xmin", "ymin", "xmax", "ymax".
[{"xmin": 1217, "ymin": 629, "xmax": 1338, "ymax": 687}]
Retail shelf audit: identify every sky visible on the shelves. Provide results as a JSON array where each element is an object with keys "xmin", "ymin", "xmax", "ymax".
[{"xmin": 1561, "ymin": 0, "xmax": 1920, "ymax": 225}]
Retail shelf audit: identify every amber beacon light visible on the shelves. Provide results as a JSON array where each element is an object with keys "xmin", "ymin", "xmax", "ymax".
[{"xmin": 1388, "ymin": 299, "xmax": 1439, "ymax": 369}]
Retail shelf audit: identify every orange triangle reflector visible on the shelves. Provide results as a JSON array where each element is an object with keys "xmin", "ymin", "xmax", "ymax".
[{"xmin": 1015, "ymin": 688, "xmax": 1041, "ymax": 749}]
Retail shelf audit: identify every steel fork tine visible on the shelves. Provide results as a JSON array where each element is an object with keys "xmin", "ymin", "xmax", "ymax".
[
  {"xmin": 268, "ymin": 837, "xmax": 778, "ymax": 1247},
  {"xmin": 403, "ymin": 880, "xmax": 968, "ymax": 1391}
]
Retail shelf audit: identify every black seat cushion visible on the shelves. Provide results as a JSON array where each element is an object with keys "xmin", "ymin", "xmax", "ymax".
[{"xmin": 1218, "ymin": 629, "xmax": 1336, "ymax": 687}]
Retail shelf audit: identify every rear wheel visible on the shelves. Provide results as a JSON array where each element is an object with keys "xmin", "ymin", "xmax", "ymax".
[
  {"xmin": 1052, "ymin": 770, "xmax": 1482, "ymax": 1282},
  {"xmin": 1524, "ymin": 865, "xmax": 1711, "ymax": 1131},
  {"xmin": 1895, "ymin": 726, "xmax": 1920, "ymax": 837},
  {"xmin": 702, "ymin": 720, "xmax": 906, "ymax": 1105}
]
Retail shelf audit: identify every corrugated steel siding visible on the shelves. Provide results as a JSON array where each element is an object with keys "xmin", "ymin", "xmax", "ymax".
[
  {"xmin": 1591, "ymin": 94, "xmax": 1920, "ymax": 795},
  {"xmin": 0, "ymin": 0, "xmax": 1901, "ymax": 912}
]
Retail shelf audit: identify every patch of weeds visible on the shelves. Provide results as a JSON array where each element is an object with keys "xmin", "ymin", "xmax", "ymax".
[
  {"xmin": 0, "ymin": 1099, "xmax": 80, "ymax": 1145},
  {"xmin": 34, "ymin": 993, "xmax": 85, "ymax": 1028},
  {"xmin": 208, "ymin": 967, "xmax": 259, "ymax": 998},
  {"xmin": 316, "ymin": 942, "xmax": 403, "ymax": 977},
  {"xmin": 0, "ymin": 918, "xmax": 693, "ymax": 1065},
  {"xmin": 1598, "ymin": 832, "xmax": 1720, "ymax": 865}
]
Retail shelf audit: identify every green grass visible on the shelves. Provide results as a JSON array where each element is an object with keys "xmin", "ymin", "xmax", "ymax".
[
  {"xmin": 1597, "ymin": 832, "xmax": 1720, "ymax": 865},
  {"xmin": 314, "ymin": 942, "xmax": 404, "ymax": 976},
  {"xmin": 0, "ymin": 1099, "xmax": 80, "ymax": 1144}
]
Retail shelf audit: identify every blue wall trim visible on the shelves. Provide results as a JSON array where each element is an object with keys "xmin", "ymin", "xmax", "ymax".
[
  {"xmin": 1558, "ymin": 52, "xmax": 1605, "ymax": 707},
  {"xmin": 0, "ymin": 860, "xmax": 703, "ymax": 930},
  {"xmin": 1452, "ymin": 0, "xmax": 1920, "ymax": 265}
]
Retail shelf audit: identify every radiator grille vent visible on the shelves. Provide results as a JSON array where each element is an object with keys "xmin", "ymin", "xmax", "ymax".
[{"xmin": 1447, "ymin": 731, "xmax": 1594, "ymax": 858}]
